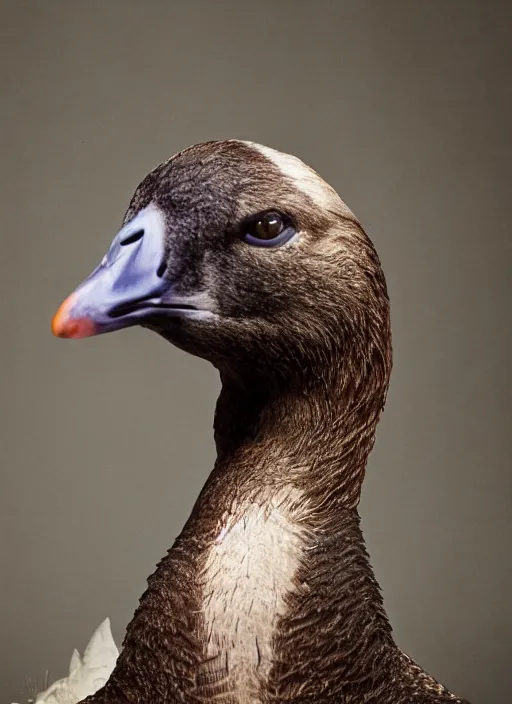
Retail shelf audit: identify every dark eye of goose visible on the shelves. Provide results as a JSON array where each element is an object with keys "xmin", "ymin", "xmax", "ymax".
[{"xmin": 242, "ymin": 211, "xmax": 296, "ymax": 248}]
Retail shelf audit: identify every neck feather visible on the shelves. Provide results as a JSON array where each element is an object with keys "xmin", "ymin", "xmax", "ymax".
[
  {"xmin": 213, "ymin": 332, "xmax": 391, "ymax": 509},
  {"xmin": 94, "ymin": 339, "xmax": 462, "ymax": 703}
]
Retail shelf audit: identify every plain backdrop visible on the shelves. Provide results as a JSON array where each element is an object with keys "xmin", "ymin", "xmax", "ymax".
[{"xmin": 1, "ymin": 2, "xmax": 511, "ymax": 702}]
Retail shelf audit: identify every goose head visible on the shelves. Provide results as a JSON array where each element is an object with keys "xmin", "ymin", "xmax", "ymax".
[{"xmin": 52, "ymin": 140, "xmax": 391, "ymax": 398}]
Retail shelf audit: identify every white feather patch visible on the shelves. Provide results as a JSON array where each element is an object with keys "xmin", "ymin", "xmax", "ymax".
[
  {"xmin": 242, "ymin": 141, "xmax": 340, "ymax": 211},
  {"xmin": 201, "ymin": 487, "xmax": 305, "ymax": 701}
]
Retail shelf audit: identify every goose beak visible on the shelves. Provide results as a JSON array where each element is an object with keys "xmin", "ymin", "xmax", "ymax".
[{"xmin": 51, "ymin": 206, "xmax": 176, "ymax": 339}]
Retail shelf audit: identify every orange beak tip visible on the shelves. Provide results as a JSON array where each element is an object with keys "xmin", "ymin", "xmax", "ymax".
[{"xmin": 51, "ymin": 294, "xmax": 96, "ymax": 339}]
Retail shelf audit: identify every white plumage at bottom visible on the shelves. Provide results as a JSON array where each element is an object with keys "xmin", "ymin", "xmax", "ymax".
[{"xmin": 13, "ymin": 619, "xmax": 119, "ymax": 704}]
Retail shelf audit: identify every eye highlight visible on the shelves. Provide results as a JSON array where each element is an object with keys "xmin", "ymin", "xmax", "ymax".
[{"xmin": 242, "ymin": 211, "xmax": 297, "ymax": 248}]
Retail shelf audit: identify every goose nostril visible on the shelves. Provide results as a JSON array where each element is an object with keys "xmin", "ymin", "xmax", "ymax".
[
  {"xmin": 156, "ymin": 261, "xmax": 167, "ymax": 278},
  {"xmin": 120, "ymin": 229, "xmax": 144, "ymax": 246}
]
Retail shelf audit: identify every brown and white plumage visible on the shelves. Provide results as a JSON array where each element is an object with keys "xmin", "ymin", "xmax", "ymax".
[{"xmin": 52, "ymin": 140, "xmax": 470, "ymax": 704}]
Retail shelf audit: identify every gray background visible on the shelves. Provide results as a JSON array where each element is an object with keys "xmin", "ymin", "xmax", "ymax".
[{"xmin": 1, "ymin": 2, "xmax": 510, "ymax": 703}]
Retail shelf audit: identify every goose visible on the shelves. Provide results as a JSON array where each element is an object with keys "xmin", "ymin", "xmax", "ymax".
[{"xmin": 51, "ymin": 140, "xmax": 470, "ymax": 704}]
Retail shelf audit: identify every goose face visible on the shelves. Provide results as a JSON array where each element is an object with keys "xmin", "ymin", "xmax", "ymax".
[{"xmin": 52, "ymin": 140, "xmax": 388, "ymax": 372}]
